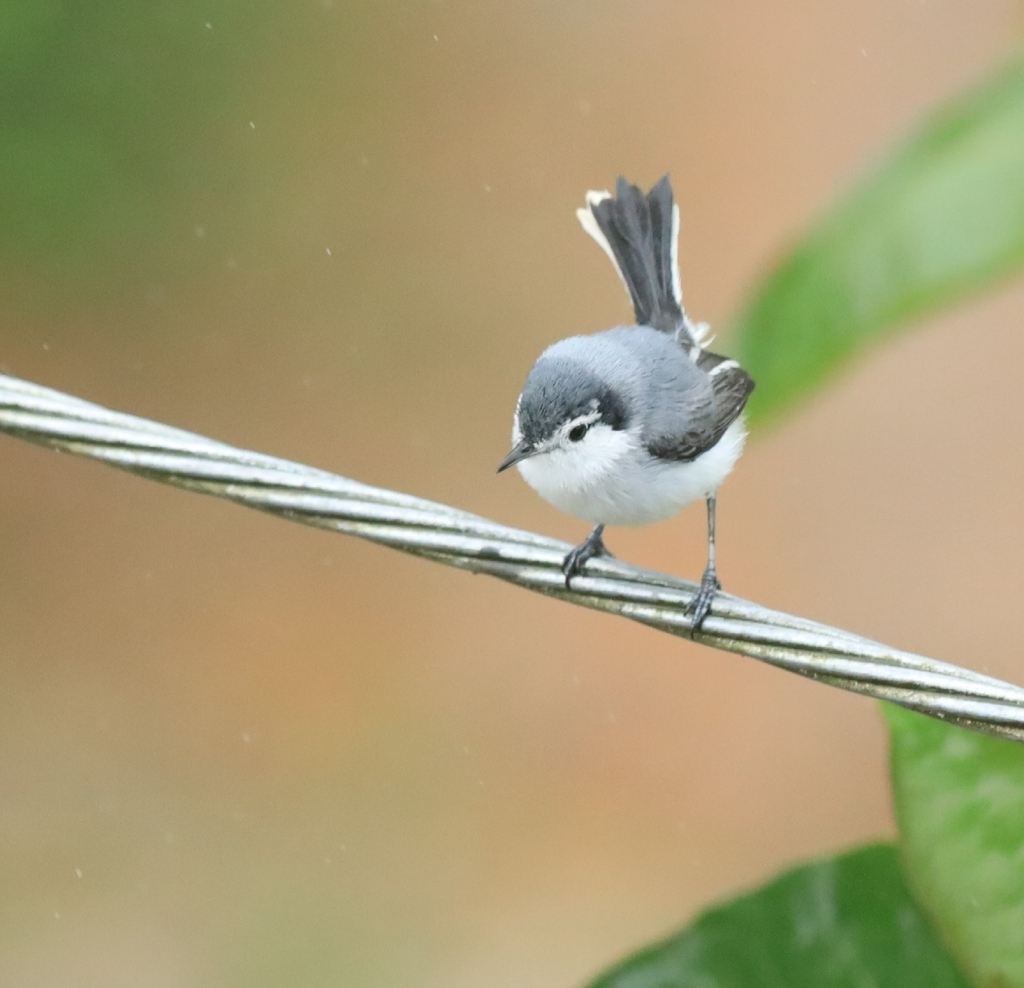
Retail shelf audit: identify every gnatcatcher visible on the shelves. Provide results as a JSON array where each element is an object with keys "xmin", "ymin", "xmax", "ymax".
[{"xmin": 498, "ymin": 176, "xmax": 754, "ymax": 628}]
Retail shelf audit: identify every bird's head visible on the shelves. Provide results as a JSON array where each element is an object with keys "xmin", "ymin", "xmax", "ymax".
[{"xmin": 497, "ymin": 354, "xmax": 629, "ymax": 476}]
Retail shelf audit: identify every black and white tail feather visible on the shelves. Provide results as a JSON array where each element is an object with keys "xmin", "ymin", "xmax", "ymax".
[{"xmin": 579, "ymin": 176, "xmax": 717, "ymax": 356}]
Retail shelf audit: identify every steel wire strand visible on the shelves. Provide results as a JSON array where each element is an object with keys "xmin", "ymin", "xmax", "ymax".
[{"xmin": 2, "ymin": 371, "xmax": 1023, "ymax": 741}]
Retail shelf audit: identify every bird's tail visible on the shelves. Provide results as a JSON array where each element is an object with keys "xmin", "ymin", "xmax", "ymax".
[{"xmin": 577, "ymin": 176, "xmax": 709, "ymax": 347}]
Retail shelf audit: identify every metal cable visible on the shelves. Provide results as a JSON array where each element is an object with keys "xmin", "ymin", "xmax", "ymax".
[{"xmin": 2, "ymin": 370, "xmax": 1022, "ymax": 742}]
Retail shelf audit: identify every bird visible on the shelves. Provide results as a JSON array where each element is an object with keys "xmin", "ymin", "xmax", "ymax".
[{"xmin": 497, "ymin": 176, "xmax": 755, "ymax": 628}]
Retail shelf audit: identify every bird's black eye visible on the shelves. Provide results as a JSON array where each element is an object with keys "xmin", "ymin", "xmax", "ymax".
[{"xmin": 568, "ymin": 423, "xmax": 588, "ymax": 442}]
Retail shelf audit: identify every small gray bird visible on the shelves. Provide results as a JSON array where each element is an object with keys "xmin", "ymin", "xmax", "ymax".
[{"xmin": 497, "ymin": 176, "xmax": 754, "ymax": 627}]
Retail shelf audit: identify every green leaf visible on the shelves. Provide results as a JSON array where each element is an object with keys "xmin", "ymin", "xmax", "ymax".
[
  {"xmin": 735, "ymin": 58, "xmax": 1024, "ymax": 425},
  {"xmin": 886, "ymin": 704, "xmax": 1024, "ymax": 988},
  {"xmin": 585, "ymin": 844, "xmax": 968, "ymax": 988}
]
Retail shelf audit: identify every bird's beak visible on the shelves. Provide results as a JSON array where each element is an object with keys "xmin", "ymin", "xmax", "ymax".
[{"xmin": 497, "ymin": 438, "xmax": 537, "ymax": 473}]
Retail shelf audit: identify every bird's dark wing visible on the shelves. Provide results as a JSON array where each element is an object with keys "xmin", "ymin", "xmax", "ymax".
[{"xmin": 645, "ymin": 357, "xmax": 755, "ymax": 463}]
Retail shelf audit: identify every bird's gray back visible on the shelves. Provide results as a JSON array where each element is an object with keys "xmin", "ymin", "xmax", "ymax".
[{"xmin": 530, "ymin": 326, "xmax": 714, "ymax": 443}]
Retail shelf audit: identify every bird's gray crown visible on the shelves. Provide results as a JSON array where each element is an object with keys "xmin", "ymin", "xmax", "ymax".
[{"xmin": 517, "ymin": 355, "xmax": 628, "ymax": 445}]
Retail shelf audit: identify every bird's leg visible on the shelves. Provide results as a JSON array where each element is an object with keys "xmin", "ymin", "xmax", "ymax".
[
  {"xmin": 688, "ymin": 495, "xmax": 721, "ymax": 629},
  {"xmin": 562, "ymin": 524, "xmax": 611, "ymax": 588}
]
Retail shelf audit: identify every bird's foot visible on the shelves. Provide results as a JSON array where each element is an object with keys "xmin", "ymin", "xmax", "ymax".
[
  {"xmin": 687, "ymin": 566, "xmax": 721, "ymax": 630},
  {"xmin": 562, "ymin": 525, "xmax": 611, "ymax": 588}
]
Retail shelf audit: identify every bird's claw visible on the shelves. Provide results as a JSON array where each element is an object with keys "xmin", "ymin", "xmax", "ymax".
[
  {"xmin": 688, "ymin": 567, "xmax": 721, "ymax": 630},
  {"xmin": 562, "ymin": 526, "xmax": 610, "ymax": 588}
]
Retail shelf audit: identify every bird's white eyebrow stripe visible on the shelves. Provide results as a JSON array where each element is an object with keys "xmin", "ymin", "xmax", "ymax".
[
  {"xmin": 707, "ymin": 359, "xmax": 739, "ymax": 377},
  {"xmin": 567, "ymin": 409, "xmax": 602, "ymax": 429}
]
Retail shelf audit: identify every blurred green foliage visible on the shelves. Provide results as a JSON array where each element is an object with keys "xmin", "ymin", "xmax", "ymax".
[
  {"xmin": 0, "ymin": 0, "xmax": 373, "ymax": 290},
  {"xmin": 586, "ymin": 845, "xmax": 969, "ymax": 988},
  {"xmin": 887, "ymin": 705, "xmax": 1024, "ymax": 988},
  {"xmin": 735, "ymin": 57, "xmax": 1024, "ymax": 426},
  {"xmin": 592, "ymin": 710, "xmax": 1024, "ymax": 988}
]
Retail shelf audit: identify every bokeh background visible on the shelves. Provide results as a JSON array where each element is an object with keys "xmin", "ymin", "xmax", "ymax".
[{"xmin": 2, "ymin": 2, "xmax": 1024, "ymax": 986}]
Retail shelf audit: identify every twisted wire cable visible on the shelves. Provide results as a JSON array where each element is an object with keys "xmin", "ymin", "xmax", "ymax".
[{"xmin": 2, "ymin": 370, "xmax": 1022, "ymax": 742}]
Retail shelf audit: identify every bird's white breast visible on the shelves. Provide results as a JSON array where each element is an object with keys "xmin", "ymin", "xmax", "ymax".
[{"xmin": 517, "ymin": 418, "xmax": 747, "ymax": 526}]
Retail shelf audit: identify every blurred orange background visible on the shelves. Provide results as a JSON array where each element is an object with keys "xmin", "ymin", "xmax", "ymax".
[{"xmin": 1, "ymin": 2, "xmax": 1023, "ymax": 985}]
